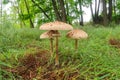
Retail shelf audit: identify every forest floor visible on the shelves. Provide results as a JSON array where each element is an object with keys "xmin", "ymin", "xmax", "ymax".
[{"xmin": 0, "ymin": 24, "xmax": 120, "ymax": 80}]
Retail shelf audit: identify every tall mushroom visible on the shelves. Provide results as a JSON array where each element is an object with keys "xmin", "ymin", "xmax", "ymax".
[
  {"xmin": 40, "ymin": 30, "xmax": 60, "ymax": 53},
  {"xmin": 40, "ymin": 21, "xmax": 73, "ymax": 66},
  {"xmin": 66, "ymin": 29, "xmax": 88, "ymax": 50}
]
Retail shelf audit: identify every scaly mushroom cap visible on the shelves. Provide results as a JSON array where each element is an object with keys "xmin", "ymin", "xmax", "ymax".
[
  {"xmin": 39, "ymin": 21, "xmax": 73, "ymax": 30},
  {"xmin": 40, "ymin": 30, "xmax": 60, "ymax": 39},
  {"xmin": 66, "ymin": 29, "xmax": 88, "ymax": 39}
]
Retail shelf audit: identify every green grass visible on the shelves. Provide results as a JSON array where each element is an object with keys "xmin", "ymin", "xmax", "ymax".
[{"xmin": 0, "ymin": 24, "xmax": 120, "ymax": 80}]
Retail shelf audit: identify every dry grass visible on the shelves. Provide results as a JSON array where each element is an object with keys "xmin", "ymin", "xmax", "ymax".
[
  {"xmin": 109, "ymin": 38, "xmax": 120, "ymax": 48},
  {"xmin": 4, "ymin": 50, "xmax": 50, "ymax": 80}
]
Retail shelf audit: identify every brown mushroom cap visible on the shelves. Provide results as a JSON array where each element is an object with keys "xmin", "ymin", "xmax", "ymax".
[
  {"xmin": 66, "ymin": 29, "xmax": 88, "ymax": 39},
  {"xmin": 40, "ymin": 21, "xmax": 73, "ymax": 30},
  {"xmin": 40, "ymin": 30, "xmax": 53, "ymax": 39},
  {"xmin": 40, "ymin": 30, "xmax": 60, "ymax": 39}
]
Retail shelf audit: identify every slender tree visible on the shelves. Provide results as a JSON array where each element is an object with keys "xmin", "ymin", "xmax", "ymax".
[
  {"xmin": 0, "ymin": 0, "xmax": 2, "ymax": 17},
  {"xmin": 58, "ymin": 0, "xmax": 67, "ymax": 22},
  {"xmin": 24, "ymin": 0, "xmax": 34, "ymax": 28},
  {"xmin": 51, "ymin": 0, "xmax": 67, "ymax": 22},
  {"xmin": 102, "ymin": 0, "xmax": 108, "ymax": 25},
  {"xmin": 65, "ymin": 0, "xmax": 70, "ymax": 23},
  {"xmin": 108, "ymin": 0, "xmax": 113, "ymax": 21},
  {"xmin": 19, "ymin": 4, "xmax": 26, "ymax": 27},
  {"xmin": 78, "ymin": 0, "xmax": 83, "ymax": 26},
  {"xmin": 90, "ymin": 0, "xmax": 101, "ymax": 24},
  {"xmin": 51, "ymin": 0, "xmax": 61, "ymax": 21},
  {"xmin": 113, "ymin": 0, "xmax": 116, "ymax": 15}
]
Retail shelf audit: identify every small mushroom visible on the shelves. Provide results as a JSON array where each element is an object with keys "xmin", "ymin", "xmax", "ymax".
[
  {"xmin": 40, "ymin": 30, "xmax": 60, "ymax": 53},
  {"xmin": 66, "ymin": 29, "xmax": 88, "ymax": 50},
  {"xmin": 40, "ymin": 21, "xmax": 73, "ymax": 66}
]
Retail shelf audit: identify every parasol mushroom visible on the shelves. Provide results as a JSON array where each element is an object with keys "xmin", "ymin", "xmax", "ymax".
[
  {"xmin": 40, "ymin": 30, "xmax": 60, "ymax": 53},
  {"xmin": 40, "ymin": 21, "xmax": 73, "ymax": 66},
  {"xmin": 66, "ymin": 29, "xmax": 88, "ymax": 50}
]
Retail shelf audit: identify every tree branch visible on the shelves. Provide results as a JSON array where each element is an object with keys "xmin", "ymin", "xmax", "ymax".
[{"xmin": 31, "ymin": 0, "xmax": 51, "ymax": 20}]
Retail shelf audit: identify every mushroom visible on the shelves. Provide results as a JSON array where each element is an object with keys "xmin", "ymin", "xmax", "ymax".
[
  {"xmin": 66, "ymin": 29, "xmax": 88, "ymax": 50},
  {"xmin": 40, "ymin": 30, "xmax": 60, "ymax": 53},
  {"xmin": 40, "ymin": 21, "xmax": 73, "ymax": 66}
]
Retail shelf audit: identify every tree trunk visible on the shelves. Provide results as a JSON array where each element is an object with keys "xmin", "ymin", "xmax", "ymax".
[
  {"xmin": 20, "ymin": 8, "xmax": 26, "ymax": 27},
  {"xmin": 1, "ymin": 0, "xmax": 2, "ymax": 23},
  {"xmin": 51, "ymin": 0, "xmax": 61, "ymax": 21},
  {"xmin": 90, "ymin": 2, "xmax": 97, "ymax": 23},
  {"xmin": 90, "ymin": 3, "xmax": 94, "ymax": 22},
  {"xmin": 78, "ymin": 0, "xmax": 83, "ymax": 26},
  {"xmin": 90, "ymin": 0, "xmax": 101, "ymax": 24},
  {"xmin": 58, "ymin": 0, "xmax": 67, "ymax": 22},
  {"xmin": 97, "ymin": 0, "xmax": 100, "ymax": 16},
  {"xmin": 108, "ymin": 0, "xmax": 112, "ymax": 21},
  {"xmin": 95, "ymin": 0, "xmax": 97, "ymax": 18},
  {"xmin": 102, "ymin": 0, "xmax": 108, "ymax": 26},
  {"xmin": 65, "ymin": 0, "xmax": 71, "ymax": 24},
  {"xmin": 24, "ymin": 0, "xmax": 34, "ymax": 28},
  {"xmin": 113, "ymin": 0, "xmax": 116, "ymax": 15}
]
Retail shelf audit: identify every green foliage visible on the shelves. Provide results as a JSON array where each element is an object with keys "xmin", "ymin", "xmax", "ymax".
[
  {"xmin": 112, "ymin": 14, "xmax": 120, "ymax": 23},
  {"xmin": 2, "ymin": 0, "xmax": 9, "ymax": 4},
  {"xmin": 116, "ymin": 0, "xmax": 120, "ymax": 9},
  {"xmin": 2, "ymin": 0, "xmax": 120, "ymax": 27}
]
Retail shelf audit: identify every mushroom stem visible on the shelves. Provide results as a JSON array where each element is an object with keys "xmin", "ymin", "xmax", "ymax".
[
  {"xmin": 75, "ymin": 39, "xmax": 78, "ymax": 50},
  {"xmin": 50, "ymin": 38, "xmax": 53, "ymax": 53},
  {"xmin": 55, "ymin": 36, "xmax": 59, "ymax": 66}
]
